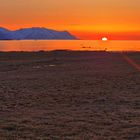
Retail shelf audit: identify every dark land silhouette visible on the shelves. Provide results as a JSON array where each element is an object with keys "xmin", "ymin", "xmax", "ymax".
[{"xmin": 0, "ymin": 51, "xmax": 140, "ymax": 139}]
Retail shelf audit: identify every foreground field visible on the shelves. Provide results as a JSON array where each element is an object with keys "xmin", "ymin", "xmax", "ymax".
[{"xmin": 0, "ymin": 51, "xmax": 140, "ymax": 140}]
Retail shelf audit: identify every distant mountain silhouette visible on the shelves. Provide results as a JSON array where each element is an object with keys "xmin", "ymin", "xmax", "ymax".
[
  {"xmin": 0, "ymin": 27, "xmax": 77, "ymax": 40},
  {"xmin": 0, "ymin": 27, "xmax": 13, "ymax": 40}
]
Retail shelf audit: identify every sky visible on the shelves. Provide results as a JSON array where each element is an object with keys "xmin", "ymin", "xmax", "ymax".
[{"xmin": 0, "ymin": 0, "xmax": 140, "ymax": 39}]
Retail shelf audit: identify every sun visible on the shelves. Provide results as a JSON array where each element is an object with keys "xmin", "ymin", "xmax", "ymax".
[{"xmin": 102, "ymin": 37, "xmax": 108, "ymax": 41}]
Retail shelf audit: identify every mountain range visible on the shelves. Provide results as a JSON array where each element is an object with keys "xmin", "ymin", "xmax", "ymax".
[{"xmin": 0, "ymin": 27, "xmax": 77, "ymax": 40}]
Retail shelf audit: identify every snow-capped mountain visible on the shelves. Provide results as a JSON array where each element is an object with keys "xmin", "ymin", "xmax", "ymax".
[{"xmin": 0, "ymin": 27, "xmax": 77, "ymax": 40}]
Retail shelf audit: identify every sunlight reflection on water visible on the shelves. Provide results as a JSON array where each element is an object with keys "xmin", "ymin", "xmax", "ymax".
[{"xmin": 0, "ymin": 40, "xmax": 139, "ymax": 52}]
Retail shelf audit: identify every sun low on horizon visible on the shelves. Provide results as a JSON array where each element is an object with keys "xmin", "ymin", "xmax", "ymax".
[
  {"xmin": 0, "ymin": 0, "xmax": 140, "ymax": 40},
  {"xmin": 102, "ymin": 37, "xmax": 108, "ymax": 41}
]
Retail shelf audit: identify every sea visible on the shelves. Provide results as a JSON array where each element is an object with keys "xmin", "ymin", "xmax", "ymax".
[{"xmin": 0, "ymin": 40, "xmax": 139, "ymax": 52}]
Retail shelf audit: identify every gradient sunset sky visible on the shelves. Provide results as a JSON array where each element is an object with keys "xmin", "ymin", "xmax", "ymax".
[{"xmin": 0, "ymin": 0, "xmax": 140, "ymax": 40}]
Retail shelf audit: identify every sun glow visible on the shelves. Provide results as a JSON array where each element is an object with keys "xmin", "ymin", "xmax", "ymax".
[{"xmin": 102, "ymin": 37, "xmax": 108, "ymax": 41}]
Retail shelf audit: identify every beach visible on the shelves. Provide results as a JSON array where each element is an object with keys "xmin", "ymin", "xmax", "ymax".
[{"xmin": 0, "ymin": 51, "xmax": 140, "ymax": 140}]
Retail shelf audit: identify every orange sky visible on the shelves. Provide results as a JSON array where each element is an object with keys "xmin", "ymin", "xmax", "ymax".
[{"xmin": 0, "ymin": 0, "xmax": 140, "ymax": 40}]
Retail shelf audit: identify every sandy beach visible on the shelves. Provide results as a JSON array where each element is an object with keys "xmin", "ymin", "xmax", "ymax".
[{"xmin": 0, "ymin": 51, "xmax": 140, "ymax": 140}]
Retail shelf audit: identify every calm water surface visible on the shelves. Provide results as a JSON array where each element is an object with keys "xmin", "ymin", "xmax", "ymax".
[{"xmin": 0, "ymin": 40, "xmax": 139, "ymax": 51}]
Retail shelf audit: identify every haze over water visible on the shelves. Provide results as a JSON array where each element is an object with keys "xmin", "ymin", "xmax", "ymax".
[{"xmin": 0, "ymin": 40, "xmax": 139, "ymax": 52}]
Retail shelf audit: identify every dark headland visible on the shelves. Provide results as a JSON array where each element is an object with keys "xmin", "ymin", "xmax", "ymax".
[{"xmin": 0, "ymin": 27, "xmax": 77, "ymax": 40}]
